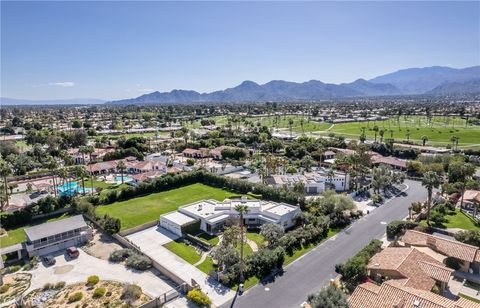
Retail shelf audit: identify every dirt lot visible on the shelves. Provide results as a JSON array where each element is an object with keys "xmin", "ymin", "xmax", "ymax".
[{"xmin": 83, "ymin": 228, "xmax": 123, "ymax": 260}]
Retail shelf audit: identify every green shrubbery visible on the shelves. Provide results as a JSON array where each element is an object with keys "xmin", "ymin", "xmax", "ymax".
[
  {"xmin": 335, "ymin": 240, "xmax": 382, "ymax": 291},
  {"xmin": 187, "ymin": 288, "xmax": 211, "ymax": 307},
  {"xmin": 0, "ymin": 284, "xmax": 10, "ymax": 294},
  {"xmin": 386, "ymin": 220, "xmax": 419, "ymax": 239},
  {"xmin": 68, "ymin": 292, "xmax": 83, "ymax": 303},
  {"xmin": 109, "ymin": 249, "xmax": 152, "ymax": 270},
  {"xmin": 86, "ymin": 275, "xmax": 100, "ymax": 286},
  {"xmin": 93, "ymin": 287, "xmax": 106, "ymax": 298},
  {"xmin": 121, "ymin": 284, "xmax": 142, "ymax": 303},
  {"xmin": 54, "ymin": 281, "xmax": 66, "ymax": 289}
]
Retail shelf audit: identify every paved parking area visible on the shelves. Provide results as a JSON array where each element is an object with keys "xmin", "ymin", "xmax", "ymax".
[
  {"xmin": 126, "ymin": 226, "xmax": 235, "ymax": 307},
  {"xmin": 27, "ymin": 248, "xmax": 175, "ymax": 298}
]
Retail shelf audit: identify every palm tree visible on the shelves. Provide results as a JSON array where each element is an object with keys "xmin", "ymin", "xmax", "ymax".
[
  {"xmin": 117, "ymin": 160, "xmax": 126, "ymax": 184},
  {"xmin": 234, "ymin": 204, "xmax": 249, "ymax": 283},
  {"xmin": 75, "ymin": 165, "xmax": 88, "ymax": 195},
  {"xmin": 372, "ymin": 126, "xmax": 379, "ymax": 142},
  {"xmin": 45, "ymin": 156, "xmax": 58, "ymax": 197},
  {"xmin": 450, "ymin": 135, "xmax": 459, "ymax": 151},
  {"xmin": 58, "ymin": 167, "xmax": 68, "ymax": 195},
  {"xmin": 300, "ymin": 118, "xmax": 305, "ymax": 135},
  {"xmin": 405, "ymin": 129, "xmax": 411, "ymax": 142},
  {"xmin": 83, "ymin": 145, "xmax": 95, "ymax": 195},
  {"xmin": 421, "ymin": 135, "xmax": 428, "ymax": 146},
  {"xmin": 288, "ymin": 119, "xmax": 294, "ymax": 137},
  {"xmin": 379, "ymin": 129, "xmax": 385, "ymax": 143},
  {"xmin": 0, "ymin": 159, "xmax": 12, "ymax": 211},
  {"xmin": 422, "ymin": 171, "xmax": 442, "ymax": 226}
]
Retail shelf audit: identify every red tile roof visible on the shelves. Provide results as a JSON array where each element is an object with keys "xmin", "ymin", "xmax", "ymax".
[{"xmin": 403, "ymin": 230, "xmax": 479, "ymax": 263}]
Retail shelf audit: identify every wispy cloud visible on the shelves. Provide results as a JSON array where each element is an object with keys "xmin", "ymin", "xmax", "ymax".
[{"xmin": 48, "ymin": 81, "xmax": 75, "ymax": 87}]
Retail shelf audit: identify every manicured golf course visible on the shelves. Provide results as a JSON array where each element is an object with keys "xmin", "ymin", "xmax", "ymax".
[
  {"xmin": 96, "ymin": 183, "xmax": 240, "ymax": 230},
  {"xmin": 325, "ymin": 116, "xmax": 480, "ymax": 147}
]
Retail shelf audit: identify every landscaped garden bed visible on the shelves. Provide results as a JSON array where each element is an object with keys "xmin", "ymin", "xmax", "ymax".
[
  {"xmin": 0, "ymin": 272, "xmax": 31, "ymax": 304},
  {"xmin": 23, "ymin": 279, "xmax": 150, "ymax": 307}
]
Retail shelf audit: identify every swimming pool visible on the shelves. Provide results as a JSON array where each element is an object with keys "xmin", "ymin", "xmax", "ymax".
[
  {"xmin": 57, "ymin": 181, "xmax": 93, "ymax": 196},
  {"xmin": 115, "ymin": 175, "xmax": 134, "ymax": 183}
]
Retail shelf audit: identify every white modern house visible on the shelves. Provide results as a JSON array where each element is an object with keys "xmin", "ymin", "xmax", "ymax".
[
  {"xmin": 268, "ymin": 169, "xmax": 349, "ymax": 194},
  {"xmin": 160, "ymin": 197, "xmax": 301, "ymax": 236}
]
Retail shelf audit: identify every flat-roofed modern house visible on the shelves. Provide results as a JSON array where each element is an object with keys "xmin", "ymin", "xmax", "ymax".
[
  {"xmin": 268, "ymin": 169, "xmax": 349, "ymax": 194},
  {"xmin": 160, "ymin": 197, "xmax": 301, "ymax": 236},
  {"xmin": 24, "ymin": 215, "xmax": 93, "ymax": 256}
]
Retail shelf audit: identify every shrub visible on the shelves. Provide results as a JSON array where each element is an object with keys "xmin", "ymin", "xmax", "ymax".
[
  {"xmin": 86, "ymin": 275, "xmax": 99, "ymax": 286},
  {"xmin": 54, "ymin": 281, "xmax": 66, "ymax": 289},
  {"xmin": 187, "ymin": 288, "xmax": 211, "ymax": 307},
  {"xmin": 109, "ymin": 249, "xmax": 135, "ymax": 262},
  {"xmin": 125, "ymin": 254, "xmax": 152, "ymax": 270},
  {"xmin": 335, "ymin": 240, "xmax": 382, "ymax": 291},
  {"xmin": 23, "ymin": 263, "xmax": 31, "ymax": 271},
  {"xmin": 121, "ymin": 284, "xmax": 142, "ymax": 303},
  {"xmin": 8, "ymin": 265, "xmax": 21, "ymax": 273},
  {"xmin": 454, "ymin": 230, "xmax": 480, "ymax": 247},
  {"xmin": 93, "ymin": 287, "xmax": 106, "ymax": 298},
  {"xmin": 0, "ymin": 284, "xmax": 10, "ymax": 294},
  {"xmin": 68, "ymin": 292, "xmax": 83, "ymax": 303},
  {"xmin": 386, "ymin": 220, "xmax": 419, "ymax": 239},
  {"xmin": 43, "ymin": 283, "xmax": 53, "ymax": 290}
]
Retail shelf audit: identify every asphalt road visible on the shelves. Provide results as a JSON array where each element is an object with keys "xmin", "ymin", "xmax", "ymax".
[{"xmin": 224, "ymin": 179, "xmax": 427, "ymax": 308}]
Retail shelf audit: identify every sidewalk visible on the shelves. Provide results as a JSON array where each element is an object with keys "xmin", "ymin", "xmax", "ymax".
[{"xmin": 126, "ymin": 227, "xmax": 235, "ymax": 307}]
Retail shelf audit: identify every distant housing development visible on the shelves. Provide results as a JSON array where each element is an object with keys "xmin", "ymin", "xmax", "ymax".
[{"xmin": 160, "ymin": 197, "xmax": 301, "ymax": 236}]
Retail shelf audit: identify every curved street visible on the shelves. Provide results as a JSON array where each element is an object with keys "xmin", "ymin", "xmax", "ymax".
[{"xmin": 224, "ymin": 179, "xmax": 427, "ymax": 308}]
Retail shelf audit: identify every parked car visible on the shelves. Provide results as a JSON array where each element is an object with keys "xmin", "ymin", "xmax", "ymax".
[
  {"xmin": 43, "ymin": 255, "xmax": 56, "ymax": 266},
  {"xmin": 66, "ymin": 247, "xmax": 79, "ymax": 258}
]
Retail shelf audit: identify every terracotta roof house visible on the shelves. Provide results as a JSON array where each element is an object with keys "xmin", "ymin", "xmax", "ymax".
[
  {"xmin": 371, "ymin": 154, "xmax": 407, "ymax": 170},
  {"xmin": 182, "ymin": 148, "xmax": 210, "ymax": 158},
  {"xmin": 349, "ymin": 280, "xmax": 480, "ymax": 308},
  {"xmin": 368, "ymin": 247, "xmax": 453, "ymax": 292},
  {"xmin": 402, "ymin": 230, "xmax": 480, "ymax": 274}
]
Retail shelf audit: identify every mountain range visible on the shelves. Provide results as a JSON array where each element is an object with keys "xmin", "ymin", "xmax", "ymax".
[
  {"xmin": 108, "ymin": 66, "xmax": 479, "ymax": 104},
  {"xmin": 2, "ymin": 66, "xmax": 478, "ymax": 105}
]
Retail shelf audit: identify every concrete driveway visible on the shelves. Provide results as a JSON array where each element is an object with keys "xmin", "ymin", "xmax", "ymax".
[
  {"xmin": 26, "ymin": 248, "xmax": 175, "ymax": 298},
  {"xmin": 126, "ymin": 226, "xmax": 235, "ymax": 307}
]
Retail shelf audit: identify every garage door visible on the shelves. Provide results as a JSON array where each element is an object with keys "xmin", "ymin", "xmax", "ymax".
[{"xmin": 160, "ymin": 218, "xmax": 182, "ymax": 236}]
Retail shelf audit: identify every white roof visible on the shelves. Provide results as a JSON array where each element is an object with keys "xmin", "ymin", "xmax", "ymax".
[{"xmin": 161, "ymin": 211, "xmax": 197, "ymax": 226}]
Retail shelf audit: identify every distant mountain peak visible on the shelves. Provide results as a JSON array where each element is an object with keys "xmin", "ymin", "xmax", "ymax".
[{"xmin": 106, "ymin": 65, "xmax": 479, "ymax": 104}]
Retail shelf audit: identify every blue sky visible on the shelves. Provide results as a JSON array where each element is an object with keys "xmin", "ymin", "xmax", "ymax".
[{"xmin": 1, "ymin": 1, "xmax": 479, "ymax": 100}]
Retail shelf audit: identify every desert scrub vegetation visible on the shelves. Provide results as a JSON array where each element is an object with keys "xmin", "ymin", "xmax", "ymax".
[
  {"xmin": 23, "ymin": 281, "xmax": 150, "ymax": 307},
  {"xmin": 0, "ymin": 273, "xmax": 31, "ymax": 304},
  {"xmin": 86, "ymin": 275, "xmax": 100, "ymax": 286},
  {"xmin": 109, "ymin": 248, "xmax": 152, "ymax": 270}
]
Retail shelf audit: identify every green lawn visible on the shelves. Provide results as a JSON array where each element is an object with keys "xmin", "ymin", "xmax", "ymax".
[
  {"xmin": 421, "ymin": 209, "xmax": 480, "ymax": 231},
  {"xmin": 196, "ymin": 256, "xmax": 216, "ymax": 274},
  {"xmin": 237, "ymin": 241, "xmax": 253, "ymax": 256},
  {"xmin": 96, "ymin": 183, "xmax": 240, "ymax": 230},
  {"xmin": 283, "ymin": 227, "xmax": 341, "ymax": 266},
  {"xmin": 196, "ymin": 232, "xmax": 220, "ymax": 246},
  {"xmin": 324, "ymin": 115, "xmax": 480, "ymax": 147},
  {"xmin": 0, "ymin": 213, "xmax": 72, "ymax": 248},
  {"xmin": 246, "ymin": 231, "xmax": 265, "ymax": 248},
  {"xmin": 163, "ymin": 240, "xmax": 202, "ymax": 264}
]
